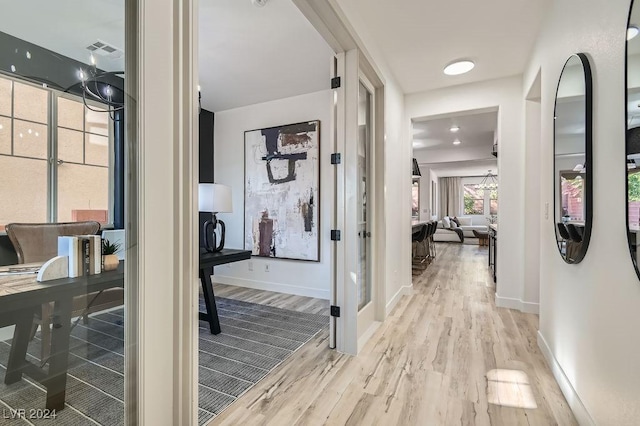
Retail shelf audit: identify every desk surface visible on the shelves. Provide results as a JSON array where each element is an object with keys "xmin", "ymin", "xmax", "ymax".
[
  {"xmin": 0, "ymin": 249, "xmax": 251, "ymax": 314},
  {"xmin": 0, "ymin": 263, "xmax": 124, "ymax": 314},
  {"xmin": 199, "ymin": 248, "xmax": 252, "ymax": 269}
]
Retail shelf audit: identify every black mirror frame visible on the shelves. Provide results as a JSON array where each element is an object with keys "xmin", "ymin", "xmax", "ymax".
[
  {"xmin": 625, "ymin": 0, "xmax": 640, "ymax": 280},
  {"xmin": 553, "ymin": 53, "xmax": 593, "ymax": 264}
]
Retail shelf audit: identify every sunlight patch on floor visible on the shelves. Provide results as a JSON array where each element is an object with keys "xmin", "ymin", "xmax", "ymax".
[{"xmin": 487, "ymin": 368, "xmax": 538, "ymax": 409}]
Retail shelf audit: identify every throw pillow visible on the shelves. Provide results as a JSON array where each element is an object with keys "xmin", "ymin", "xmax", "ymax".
[
  {"xmin": 450, "ymin": 221, "xmax": 458, "ymax": 229},
  {"xmin": 442, "ymin": 216, "xmax": 451, "ymax": 229},
  {"xmin": 451, "ymin": 216, "xmax": 461, "ymax": 226}
]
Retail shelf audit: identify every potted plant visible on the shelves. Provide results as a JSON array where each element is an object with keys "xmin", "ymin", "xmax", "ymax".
[{"xmin": 102, "ymin": 239, "xmax": 121, "ymax": 271}]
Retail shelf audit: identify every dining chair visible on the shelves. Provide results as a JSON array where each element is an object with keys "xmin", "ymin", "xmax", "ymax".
[{"xmin": 5, "ymin": 222, "xmax": 124, "ymax": 360}]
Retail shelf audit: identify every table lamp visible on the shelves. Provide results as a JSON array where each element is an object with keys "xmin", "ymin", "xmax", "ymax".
[{"xmin": 199, "ymin": 183, "xmax": 232, "ymax": 252}]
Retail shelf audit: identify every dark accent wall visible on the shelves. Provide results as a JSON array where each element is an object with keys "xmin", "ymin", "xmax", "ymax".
[
  {"xmin": 200, "ymin": 109, "xmax": 215, "ymax": 183},
  {"xmin": 199, "ymin": 109, "xmax": 215, "ymax": 247},
  {"xmin": 0, "ymin": 31, "xmax": 123, "ymax": 98}
]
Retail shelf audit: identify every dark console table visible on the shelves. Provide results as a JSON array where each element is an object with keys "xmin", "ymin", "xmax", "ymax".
[{"xmin": 198, "ymin": 248, "xmax": 251, "ymax": 334}]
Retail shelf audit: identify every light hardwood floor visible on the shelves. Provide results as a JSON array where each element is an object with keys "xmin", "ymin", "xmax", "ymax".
[{"xmin": 210, "ymin": 243, "xmax": 576, "ymax": 425}]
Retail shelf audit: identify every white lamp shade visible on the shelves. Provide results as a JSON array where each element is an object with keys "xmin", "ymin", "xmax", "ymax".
[{"xmin": 199, "ymin": 183, "xmax": 232, "ymax": 213}]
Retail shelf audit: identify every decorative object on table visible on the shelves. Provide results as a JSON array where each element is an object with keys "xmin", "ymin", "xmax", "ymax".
[
  {"xmin": 486, "ymin": 214, "xmax": 498, "ymax": 224},
  {"xmin": 102, "ymin": 239, "xmax": 121, "ymax": 271},
  {"xmin": 244, "ymin": 120, "xmax": 320, "ymax": 261},
  {"xmin": 36, "ymin": 256, "xmax": 69, "ymax": 282},
  {"xmin": 199, "ymin": 183, "xmax": 233, "ymax": 252},
  {"xmin": 58, "ymin": 235, "xmax": 102, "ymax": 277},
  {"xmin": 58, "ymin": 236, "xmax": 82, "ymax": 277}
]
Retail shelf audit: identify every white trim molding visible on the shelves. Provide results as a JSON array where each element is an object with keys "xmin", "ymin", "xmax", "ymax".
[
  {"xmin": 212, "ymin": 275, "xmax": 330, "ymax": 300},
  {"xmin": 537, "ymin": 332, "xmax": 596, "ymax": 426},
  {"xmin": 386, "ymin": 284, "xmax": 413, "ymax": 317},
  {"xmin": 495, "ymin": 294, "xmax": 539, "ymax": 314}
]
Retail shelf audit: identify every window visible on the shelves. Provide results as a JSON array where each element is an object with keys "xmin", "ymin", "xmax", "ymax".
[
  {"xmin": 560, "ymin": 171, "xmax": 584, "ymax": 221},
  {"xmin": 412, "ymin": 178, "xmax": 420, "ymax": 217},
  {"xmin": 490, "ymin": 189, "xmax": 498, "ymax": 215},
  {"xmin": 0, "ymin": 75, "xmax": 112, "ymax": 230},
  {"xmin": 629, "ymin": 171, "xmax": 640, "ymax": 226},
  {"xmin": 464, "ymin": 184, "xmax": 484, "ymax": 215}
]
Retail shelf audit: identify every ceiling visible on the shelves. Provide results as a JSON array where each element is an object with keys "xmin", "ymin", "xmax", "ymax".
[
  {"xmin": 199, "ymin": 0, "xmax": 333, "ymax": 111},
  {"xmin": 0, "ymin": 0, "xmax": 333, "ymax": 112},
  {"xmin": 0, "ymin": 0, "xmax": 125, "ymax": 72},
  {"xmin": 423, "ymin": 159, "xmax": 498, "ymax": 178},
  {"xmin": 338, "ymin": 0, "xmax": 552, "ymax": 94},
  {"xmin": 412, "ymin": 110, "xmax": 497, "ymax": 151}
]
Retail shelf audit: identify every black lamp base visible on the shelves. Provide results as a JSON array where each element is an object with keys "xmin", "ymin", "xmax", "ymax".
[{"xmin": 203, "ymin": 214, "xmax": 226, "ymax": 253}]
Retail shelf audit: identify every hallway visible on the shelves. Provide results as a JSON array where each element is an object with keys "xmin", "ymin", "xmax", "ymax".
[{"xmin": 212, "ymin": 243, "xmax": 576, "ymax": 425}]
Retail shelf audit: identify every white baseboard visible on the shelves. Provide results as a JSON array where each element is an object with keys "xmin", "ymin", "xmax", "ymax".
[
  {"xmin": 357, "ymin": 321, "xmax": 381, "ymax": 353},
  {"xmin": 211, "ymin": 275, "xmax": 330, "ymax": 300},
  {"xmin": 495, "ymin": 294, "xmax": 539, "ymax": 314},
  {"xmin": 537, "ymin": 331, "xmax": 596, "ymax": 426},
  {"xmin": 386, "ymin": 283, "xmax": 413, "ymax": 316}
]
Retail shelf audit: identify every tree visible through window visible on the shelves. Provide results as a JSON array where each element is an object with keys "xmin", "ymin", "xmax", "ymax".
[
  {"xmin": 490, "ymin": 189, "xmax": 498, "ymax": 215},
  {"xmin": 628, "ymin": 172, "xmax": 640, "ymax": 226},
  {"xmin": 464, "ymin": 184, "xmax": 484, "ymax": 215}
]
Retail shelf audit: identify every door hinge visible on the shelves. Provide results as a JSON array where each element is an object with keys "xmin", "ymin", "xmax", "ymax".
[
  {"xmin": 330, "ymin": 305, "xmax": 341, "ymax": 317},
  {"xmin": 331, "ymin": 76, "xmax": 341, "ymax": 89},
  {"xmin": 331, "ymin": 230, "xmax": 341, "ymax": 241},
  {"xmin": 331, "ymin": 153, "xmax": 341, "ymax": 165}
]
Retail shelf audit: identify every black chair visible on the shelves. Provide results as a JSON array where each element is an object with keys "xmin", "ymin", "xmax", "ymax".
[
  {"xmin": 557, "ymin": 222, "xmax": 571, "ymax": 240},
  {"xmin": 427, "ymin": 221, "xmax": 437, "ymax": 260},
  {"xmin": 566, "ymin": 224, "xmax": 583, "ymax": 243},
  {"xmin": 412, "ymin": 224, "xmax": 429, "ymax": 267}
]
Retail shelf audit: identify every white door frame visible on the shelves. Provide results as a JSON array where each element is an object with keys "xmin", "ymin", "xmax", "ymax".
[
  {"xmin": 294, "ymin": 0, "xmax": 386, "ymax": 355},
  {"xmin": 127, "ymin": 0, "xmax": 198, "ymax": 424}
]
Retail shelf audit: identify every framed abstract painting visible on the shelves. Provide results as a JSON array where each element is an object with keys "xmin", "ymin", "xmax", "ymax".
[{"xmin": 244, "ymin": 120, "xmax": 320, "ymax": 261}]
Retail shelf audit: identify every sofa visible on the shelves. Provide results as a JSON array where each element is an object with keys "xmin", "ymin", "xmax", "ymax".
[{"xmin": 433, "ymin": 216, "xmax": 488, "ymax": 243}]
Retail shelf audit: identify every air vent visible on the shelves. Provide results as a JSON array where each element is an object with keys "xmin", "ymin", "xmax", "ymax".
[{"xmin": 86, "ymin": 40, "xmax": 123, "ymax": 59}]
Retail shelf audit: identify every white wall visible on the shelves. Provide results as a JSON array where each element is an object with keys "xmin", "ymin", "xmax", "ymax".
[
  {"xmin": 213, "ymin": 90, "xmax": 332, "ymax": 299},
  {"xmin": 525, "ymin": 0, "xmax": 640, "ymax": 423},
  {"xmin": 524, "ymin": 98, "xmax": 541, "ymax": 309},
  {"xmin": 405, "ymin": 76, "xmax": 527, "ymax": 311},
  {"xmin": 413, "ymin": 145, "xmax": 493, "ymax": 164}
]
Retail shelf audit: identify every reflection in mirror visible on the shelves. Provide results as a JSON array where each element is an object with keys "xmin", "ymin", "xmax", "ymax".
[
  {"xmin": 412, "ymin": 178, "xmax": 420, "ymax": 218},
  {"xmin": 627, "ymin": 0, "xmax": 640, "ymax": 277},
  {"xmin": 554, "ymin": 53, "xmax": 592, "ymax": 264}
]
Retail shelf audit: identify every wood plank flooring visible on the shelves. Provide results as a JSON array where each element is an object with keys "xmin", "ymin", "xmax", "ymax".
[{"xmin": 209, "ymin": 243, "xmax": 576, "ymax": 425}]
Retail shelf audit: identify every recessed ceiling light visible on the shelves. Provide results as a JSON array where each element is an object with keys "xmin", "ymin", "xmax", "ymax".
[
  {"xmin": 444, "ymin": 60, "xmax": 475, "ymax": 76},
  {"xmin": 450, "ymin": 125, "xmax": 460, "ymax": 133},
  {"xmin": 628, "ymin": 26, "xmax": 639, "ymax": 40},
  {"xmin": 453, "ymin": 139, "xmax": 461, "ymax": 145}
]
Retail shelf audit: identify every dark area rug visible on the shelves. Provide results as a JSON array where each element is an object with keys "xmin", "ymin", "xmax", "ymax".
[{"xmin": 0, "ymin": 297, "xmax": 328, "ymax": 425}]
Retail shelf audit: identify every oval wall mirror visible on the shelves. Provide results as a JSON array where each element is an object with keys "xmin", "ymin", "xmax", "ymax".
[
  {"xmin": 626, "ymin": 0, "xmax": 640, "ymax": 278},
  {"xmin": 553, "ymin": 53, "xmax": 593, "ymax": 264}
]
